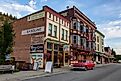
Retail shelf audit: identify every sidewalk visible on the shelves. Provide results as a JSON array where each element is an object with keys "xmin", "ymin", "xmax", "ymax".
[
  {"xmin": 0, "ymin": 66, "xmax": 70, "ymax": 81},
  {"xmin": 0, "ymin": 63, "xmax": 113, "ymax": 81}
]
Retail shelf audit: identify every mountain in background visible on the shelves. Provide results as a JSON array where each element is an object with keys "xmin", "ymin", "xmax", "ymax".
[{"xmin": 0, "ymin": 12, "xmax": 17, "ymax": 27}]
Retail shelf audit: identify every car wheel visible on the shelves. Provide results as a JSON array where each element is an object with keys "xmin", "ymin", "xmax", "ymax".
[{"xmin": 84, "ymin": 67, "xmax": 87, "ymax": 71}]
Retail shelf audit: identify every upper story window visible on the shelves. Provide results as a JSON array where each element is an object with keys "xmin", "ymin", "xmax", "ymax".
[
  {"xmin": 62, "ymin": 20, "xmax": 63, "ymax": 24},
  {"xmin": 97, "ymin": 36, "xmax": 99, "ymax": 42},
  {"xmin": 73, "ymin": 22, "xmax": 77, "ymax": 29},
  {"xmin": 65, "ymin": 30, "xmax": 68, "ymax": 41},
  {"xmin": 54, "ymin": 25, "xmax": 57, "ymax": 37},
  {"xmin": 56, "ymin": 16, "xmax": 58, "ymax": 21},
  {"xmin": 102, "ymin": 39, "xmax": 104, "ymax": 45},
  {"xmin": 49, "ymin": 13, "xmax": 51, "ymax": 18},
  {"xmin": 61, "ymin": 28, "xmax": 64, "ymax": 40},
  {"xmin": 48, "ymin": 23, "xmax": 52, "ymax": 36},
  {"xmin": 83, "ymin": 26, "xmax": 86, "ymax": 33},
  {"xmin": 80, "ymin": 24, "xmax": 83, "ymax": 32},
  {"xmin": 73, "ymin": 36, "xmax": 77, "ymax": 43},
  {"xmin": 86, "ymin": 28, "xmax": 89, "ymax": 33}
]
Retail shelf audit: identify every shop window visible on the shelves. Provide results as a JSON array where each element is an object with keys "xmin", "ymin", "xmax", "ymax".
[
  {"xmin": 54, "ymin": 25, "xmax": 57, "ymax": 37},
  {"xmin": 47, "ymin": 42, "xmax": 52, "ymax": 49},
  {"xmin": 48, "ymin": 23, "xmax": 52, "ymax": 36},
  {"xmin": 54, "ymin": 44, "xmax": 58, "ymax": 50}
]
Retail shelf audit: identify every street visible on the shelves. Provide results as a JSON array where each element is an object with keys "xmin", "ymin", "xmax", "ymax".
[{"xmin": 23, "ymin": 64, "xmax": 121, "ymax": 81}]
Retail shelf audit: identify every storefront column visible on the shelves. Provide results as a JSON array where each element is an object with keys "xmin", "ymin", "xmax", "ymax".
[
  {"xmin": 52, "ymin": 43, "xmax": 54, "ymax": 64},
  {"xmin": 63, "ymin": 51, "xmax": 65, "ymax": 66},
  {"xmin": 44, "ymin": 41, "xmax": 47, "ymax": 67}
]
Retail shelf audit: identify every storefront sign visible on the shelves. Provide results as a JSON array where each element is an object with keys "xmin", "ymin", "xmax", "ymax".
[
  {"xmin": 21, "ymin": 27, "xmax": 44, "ymax": 35},
  {"xmin": 31, "ymin": 34, "xmax": 44, "ymax": 44},
  {"xmin": 45, "ymin": 61, "xmax": 53, "ymax": 73},
  {"xmin": 31, "ymin": 53, "xmax": 44, "ymax": 68},
  {"xmin": 27, "ymin": 11, "xmax": 45, "ymax": 21},
  {"xmin": 30, "ymin": 44, "xmax": 44, "ymax": 53}
]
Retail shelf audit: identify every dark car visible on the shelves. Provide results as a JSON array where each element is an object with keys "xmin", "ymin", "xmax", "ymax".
[{"xmin": 71, "ymin": 60, "xmax": 95, "ymax": 70}]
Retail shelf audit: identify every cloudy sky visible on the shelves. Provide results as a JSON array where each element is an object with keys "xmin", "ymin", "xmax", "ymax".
[{"xmin": 0, "ymin": 0, "xmax": 121, "ymax": 55}]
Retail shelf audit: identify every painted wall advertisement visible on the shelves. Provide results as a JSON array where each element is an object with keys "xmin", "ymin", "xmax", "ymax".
[{"xmin": 31, "ymin": 53, "xmax": 44, "ymax": 68}]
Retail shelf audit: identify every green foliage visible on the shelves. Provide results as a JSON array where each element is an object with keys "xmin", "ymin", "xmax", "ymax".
[
  {"xmin": 0, "ymin": 21, "xmax": 14, "ymax": 64},
  {"xmin": 116, "ymin": 55, "xmax": 121, "ymax": 60}
]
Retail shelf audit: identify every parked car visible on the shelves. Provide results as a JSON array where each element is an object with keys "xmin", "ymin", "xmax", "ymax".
[{"xmin": 71, "ymin": 60, "xmax": 95, "ymax": 71}]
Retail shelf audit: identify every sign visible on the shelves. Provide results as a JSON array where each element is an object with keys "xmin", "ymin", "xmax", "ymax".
[
  {"xmin": 33, "ymin": 62, "xmax": 38, "ymax": 70},
  {"xmin": 45, "ymin": 61, "xmax": 53, "ymax": 73},
  {"xmin": 30, "ymin": 44, "xmax": 44, "ymax": 53},
  {"xmin": 31, "ymin": 53, "xmax": 44, "ymax": 68},
  {"xmin": 21, "ymin": 27, "xmax": 44, "ymax": 35},
  {"xmin": 63, "ymin": 45, "xmax": 70, "ymax": 52},
  {"xmin": 27, "ymin": 11, "xmax": 45, "ymax": 21},
  {"xmin": 31, "ymin": 34, "xmax": 44, "ymax": 44}
]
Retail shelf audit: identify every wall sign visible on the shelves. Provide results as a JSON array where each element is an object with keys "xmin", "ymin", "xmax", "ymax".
[
  {"xmin": 31, "ymin": 53, "xmax": 44, "ymax": 68},
  {"xmin": 30, "ymin": 44, "xmax": 44, "ymax": 53},
  {"xmin": 27, "ymin": 11, "xmax": 45, "ymax": 21},
  {"xmin": 21, "ymin": 26, "xmax": 44, "ymax": 35},
  {"xmin": 31, "ymin": 34, "xmax": 44, "ymax": 44}
]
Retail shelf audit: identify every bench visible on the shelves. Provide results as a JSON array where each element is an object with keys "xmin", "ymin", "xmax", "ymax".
[{"xmin": 0, "ymin": 65, "xmax": 14, "ymax": 74}]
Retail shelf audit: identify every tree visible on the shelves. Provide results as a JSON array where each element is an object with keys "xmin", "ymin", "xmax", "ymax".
[{"xmin": 0, "ymin": 20, "xmax": 14, "ymax": 64}]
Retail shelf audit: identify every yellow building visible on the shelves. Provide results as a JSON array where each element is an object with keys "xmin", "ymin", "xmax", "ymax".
[{"xmin": 94, "ymin": 30, "xmax": 105, "ymax": 64}]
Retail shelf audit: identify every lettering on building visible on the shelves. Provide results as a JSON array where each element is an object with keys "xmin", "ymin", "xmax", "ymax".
[
  {"xmin": 27, "ymin": 11, "xmax": 45, "ymax": 21},
  {"xmin": 21, "ymin": 26, "xmax": 44, "ymax": 35}
]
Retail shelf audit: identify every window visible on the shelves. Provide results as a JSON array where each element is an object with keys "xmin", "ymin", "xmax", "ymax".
[
  {"xmin": 83, "ymin": 26, "xmax": 86, "ymax": 32},
  {"xmin": 54, "ymin": 25, "xmax": 57, "ymax": 37},
  {"xmin": 102, "ymin": 39, "xmax": 104, "ymax": 45},
  {"xmin": 54, "ymin": 44, "xmax": 58, "ymax": 50},
  {"xmin": 97, "ymin": 44, "xmax": 99, "ymax": 51},
  {"xmin": 73, "ymin": 36, "xmax": 77, "ymax": 43},
  {"xmin": 49, "ymin": 13, "xmax": 51, "ymax": 18},
  {"xmin": 62, "ymin": 28, "xmax": 64, "ymax": 40},
  {"xmin": 47, "ymin": 42, "xmax": 52, "ymax": 49},
  {"xmin": 73, "ymin": 22, "xmax": 77, "ymax": 29},
  {"xmin": 56, "ymin": 16, "xmax": 58, "ymax": 21},
  {"xmin": 97, "ymin": 36, "xmax": 99, "ymax": 42},
  {"xmin": 48, "ymin": 23, "xmax": 52, "ymax": 36},
  {"xmin": 80, "ymin": 38, "xmax": 83, "ymax": 46},
  {"xmin": 86, "ymin": 28, "xmax": 89, "ymax": 33},
  {"xmin": 62, "ymin": 20, "xmax": 63, "ymax": 24},
  {"xmin": 65, "ymin": 30, "xmax": 68, "ymax": 41},
  {"xmin": 80, "ymin": 24, "xmax": 83, "ymax": 32}
]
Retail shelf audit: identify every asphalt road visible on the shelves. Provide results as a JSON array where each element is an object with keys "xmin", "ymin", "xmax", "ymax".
[{"xmin": 23, "ymin": 64, "xmax": 121, "ymax": 81}]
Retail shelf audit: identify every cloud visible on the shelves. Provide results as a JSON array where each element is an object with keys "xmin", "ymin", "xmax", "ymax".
[
  {"xmin": 65, "ymin": 0, "xmax": 85, "ymax": 9},
  {"xmin": 92, "ymin": 1, "xmax": 121, "ymax": 19},
  {"xmin": 0, "ymin": 0, "xmax": 37, "ymax": 18},
  {"xmin": 40, "ymin": 0, "xmax": 48, "ymax": 2},
  {"xmin": 98, "ymin": 20, "xmax": 121, "ymax": 39},
  {"xmin": 28, "ymin": 0, "xmax": 36, "ymax": 9}
]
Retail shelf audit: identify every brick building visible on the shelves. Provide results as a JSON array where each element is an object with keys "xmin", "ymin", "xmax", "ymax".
[
  {"xmin": 60, "ymin": 6, "xmax": 96, "ymax": 62},
  {"xmin": 12, "ymin": 6, "xmax": 70, "ymax": 68}
]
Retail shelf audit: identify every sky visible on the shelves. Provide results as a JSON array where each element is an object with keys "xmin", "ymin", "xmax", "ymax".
[{"xmin": 0, "ymin": 0, "xmax": 121, "ymax": 55}]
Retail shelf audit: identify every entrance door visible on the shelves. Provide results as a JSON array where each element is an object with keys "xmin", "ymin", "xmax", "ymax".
[{"xmin": 65, "ymin": 53, "xmax": 68, "ymax": 65}]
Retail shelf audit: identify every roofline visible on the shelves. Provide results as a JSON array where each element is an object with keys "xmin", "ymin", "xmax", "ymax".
[
  {"xmin": 73, "ymin": 6, "xmax": 96, "ymax": 27},
  {"xmin": 96, "ymin": 29, "xmax": 105, "ymax": 37},
  {"xmin": 13, "ymin": 5, "xmax": 70, "ymax": 24}
]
